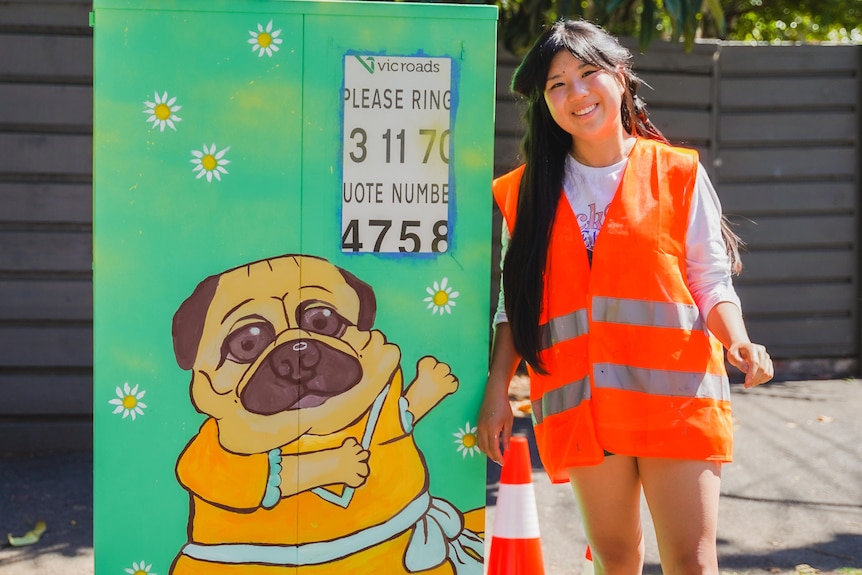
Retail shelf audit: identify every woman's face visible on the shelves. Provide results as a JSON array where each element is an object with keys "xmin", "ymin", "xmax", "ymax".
[{"xmin": 543, "ymin": 50, "xmax": 625, "ymax": 147}]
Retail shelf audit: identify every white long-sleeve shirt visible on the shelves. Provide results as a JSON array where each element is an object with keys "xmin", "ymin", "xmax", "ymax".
[{"xmin": 494, "ymin": 152, "xmax": 741, "ymax": 326}]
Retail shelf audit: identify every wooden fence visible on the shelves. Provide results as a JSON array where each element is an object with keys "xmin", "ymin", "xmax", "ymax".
[
  {"xmin": 494, "ymin": 40, "xmax": 861, "ymax": 379},
  {"xmin": 0, "ymin": 0, "xmax": 859, "ymax": 452},
  {"xmin": 0, "ymin": 0, "xmax": 94, "ymax": 452}
]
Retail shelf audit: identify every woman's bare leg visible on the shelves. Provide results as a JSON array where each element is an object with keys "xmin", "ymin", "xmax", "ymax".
[
  {"xmin": 567, "ymin": 455, "xmax": 644, "ymax": 575},
  {"xmin": 639, "ymin": 458, "xmax": 722, "ymax": 575}
]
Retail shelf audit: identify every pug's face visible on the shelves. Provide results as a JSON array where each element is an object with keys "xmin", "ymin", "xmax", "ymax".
[{"xmin": 173, "ymin": 255, "xmax": 399, "ymax": 445}]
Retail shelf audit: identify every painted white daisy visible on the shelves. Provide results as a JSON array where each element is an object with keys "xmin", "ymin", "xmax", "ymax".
[
  {"xmin": 143, "ymin": 91, "xmax": 182, "ymax": 132},
  {"xmin": 124, "ymin": 560, "xmax": 156, "ymax": 575},
  {"xmin": 454, "ymin": 421, "xmax": 480, "ymax": 458},
  {"xmin": 424, "ymin": 277, "xmax": 459, "ymax": 315},
  {"xmin": 109, "ymin": 382, "xmax": 147, "ymax": 421},
  {"xmin": 191, "ymin": 144, "xmax": 230, "ymax": 182},
  {"xmin": 248, "ymin": 21, "xmax": 283, "ymax": 57}
]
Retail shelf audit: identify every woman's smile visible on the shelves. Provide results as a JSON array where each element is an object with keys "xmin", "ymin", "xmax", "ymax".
[
  {"xmin": 574, "ymin": 103, "xmax": 598, "ymax": 116},
  {"xmin": 543, "ymin": 50, "xmax": 629, "ymax": 166}
]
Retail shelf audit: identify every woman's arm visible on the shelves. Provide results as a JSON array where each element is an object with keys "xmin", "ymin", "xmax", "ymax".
[
  {"xmin": 706, "ymin": 301, "xmax": 773, "ymax": 388},
  {"xmin": 687, "ymin": 164, "xmax": 773, "ymax": 388},
  {"xmin": 477, "ymin": 322, "xmax": 522, "ymax": 464}
]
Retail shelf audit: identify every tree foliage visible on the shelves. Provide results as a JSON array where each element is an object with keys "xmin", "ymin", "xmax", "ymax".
[
  {"xmin": 720, "ymin": 0, "xmax": 862, "ymax": 43},
  {"xmin": 494, "ymin": 0, "xmax": 861, "ymax": 55}
]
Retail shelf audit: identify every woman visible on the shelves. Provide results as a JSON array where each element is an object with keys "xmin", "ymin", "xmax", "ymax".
[{"xmin": 477, "ymin": 19, "xmax": 773, "ymax": 575}]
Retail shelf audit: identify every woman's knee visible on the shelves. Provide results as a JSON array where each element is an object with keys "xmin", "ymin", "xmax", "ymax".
[
  {"xmin": 589, "ymin": 532, "xmax": 645, "ymax": 575},
  {"xmin": 567, "ymin": 457, "xmax": 644, "ymax": 575},
  {"xmin": 658, "ymin": 548, "xmax": 719, "ymax": 575},
  {"xmin": 639, "ymin": 458, "xmax": 722, "ymax": 575}
]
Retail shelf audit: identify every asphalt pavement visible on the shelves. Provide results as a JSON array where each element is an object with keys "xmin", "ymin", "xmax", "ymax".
[{"xmin": 2, "ymin": 379, "xmax": 861, "ymax": 574}]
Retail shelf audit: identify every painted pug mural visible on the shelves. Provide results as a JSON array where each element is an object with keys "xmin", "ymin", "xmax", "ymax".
[{"xmin": 169, "ymin": 254, "xmax": 483, "ymax": 574}]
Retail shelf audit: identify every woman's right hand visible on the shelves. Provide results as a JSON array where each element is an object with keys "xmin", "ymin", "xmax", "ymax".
[
  {"xmin": 477, "ymin": 322, "xmax": 521, "ymax": 465},
  {"xmin": 476, "ymin": 386, "xmax": 514, "ymax": 465}
]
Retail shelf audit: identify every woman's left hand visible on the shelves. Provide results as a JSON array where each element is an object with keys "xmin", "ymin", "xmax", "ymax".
[{"xmin": 727, "ymin": 342, "xmax": 773, "ymax": 388}]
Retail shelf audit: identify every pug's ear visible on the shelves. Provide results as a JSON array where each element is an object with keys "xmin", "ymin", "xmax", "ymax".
[
  {"xmin": 338, "ymin": 268, "xmax": 376, "ymax": 331},
  {"xmin": 172, "ymin": 275, "xmax": 220, "ymax": 370}
]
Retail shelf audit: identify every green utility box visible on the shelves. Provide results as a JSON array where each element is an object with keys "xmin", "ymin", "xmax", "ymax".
[{"xmin": 91, "ymin": 1, "xmax": 498, "ymax": 573}]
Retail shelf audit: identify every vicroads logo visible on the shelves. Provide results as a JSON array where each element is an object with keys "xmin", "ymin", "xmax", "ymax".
[
  {"xmin": 355, "ymin": 55, "xmax": 375, "ymax": 74},
  {"xmin": 353, "ymin": 55, "xmax": 441, "ymax": 74}
]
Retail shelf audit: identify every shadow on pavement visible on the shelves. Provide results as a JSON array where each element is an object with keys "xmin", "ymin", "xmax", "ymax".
[
  {"xmin": 644, "ymin": 531, "xmax": 862, "ymax": 573},
  {"xmin": 0, "ymin": 451, "xmax": 93, "ymax": 567}
]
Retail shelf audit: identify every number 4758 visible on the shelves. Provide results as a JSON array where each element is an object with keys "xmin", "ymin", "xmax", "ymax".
[{"xmin": 342, "ymin": 219, "xmax": 448, "ymax": 253}]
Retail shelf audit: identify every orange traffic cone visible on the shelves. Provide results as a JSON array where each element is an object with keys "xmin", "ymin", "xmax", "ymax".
[
  {"xmin": 487, "ymin": 435, "xmax": 545, "ymax": 575},
  {"xmin": 584, "ymin": 545, "xmax": 594, "ymax": 574}
]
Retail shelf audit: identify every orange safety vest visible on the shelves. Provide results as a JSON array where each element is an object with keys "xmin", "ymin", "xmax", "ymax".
[{"xmin": 493, "ymin": 138, "xmax": 732, "ymax": 483}]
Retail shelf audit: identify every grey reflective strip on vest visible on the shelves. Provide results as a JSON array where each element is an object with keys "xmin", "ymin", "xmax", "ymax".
[
  {"xmin": 593, "ymin": 363, "xmax": 730, "ymax": 401},
  {"xmin": 539, "ymin": 309, "xmax": 589, "ymax": 350},
  {"xmin": 532, "ymin": 376, "xmax": 591, "ymax": 425},
  {"xmin": 592, "ymin": 296, "xmax": 703, "ymax": 331}
]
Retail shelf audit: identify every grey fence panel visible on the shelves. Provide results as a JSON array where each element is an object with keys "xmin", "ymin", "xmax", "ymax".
[
  {"xmin": 718, "ymin": 147, "xmax": 855, "ymax": 181},
  {"xmin": 745, "ymin": 317, "xmax": 855, "ymax": 358},
  {"xmin": 735, "ymin": 283, "xmax": 856, "ymax": 316},
  {"xmin": 0, "ymin": 18, "xmax": 859, "ymax": 451},
  {"xmin": 0, "ymin": 34, "xmax": 92, "ymax": 81},
  {"xmin": 0, "ymin": 133, "xmax": 93, "ymax": 176},
  {"xmin": 731, "ymin": 215, "xmax": 856, "ymax": 249},
  {"xmin": 647, "ymin": 109, "xmax": 711, "ymax": 144},
  {"xmin": 0, "ymin": 326, "xmax": 92, "ymax": 368},
  {"xmin": 494, "ymin": 49, "xmax": 522, "ymax": 177},
  {"xmin": 720, "ymin": 182, "xmax": 856, "ymax": 216},
  {"xmin": 1, "ymin": 0, "xmax": 92, "ymax": 29},
  {"xmin": 733, "ymin": 250, "xmax": 855, "ymax": 282},
  {"xmin": 492, "ymin": 40, "xmax": 859, "ymax": 376},
  {"xmin": 0, "ymin": 231, "xmax": 92, "ymax": 272},
  {"xmin": 720, "ymin": 77, "xmax": 856, "ymax": 109},
  {"xmin": 626, "ymin": 39, "xmax": 718, "ymax": 73},
  {"xmin": 0, "ymin": 279, "xmax": 92, "ymax": 321},
  {"xmin": 0, "ymin": 84, "xmax": 93, "ymax": 127},
  {"xmin": 494, "ymin": 99, "xmax": 522, "ymax": 137},
  {"xmin": 496, "ymin": 61, "xmax": 518, "ymax": 99},
  {"xmin": 0, "ymin": 0, "xmax": 94, "ymax": 453},
  {"xmin": 717, "ymin": 44, "xmax": 859, "ymax": 365},
  {"xmin": 719, "ymin": 44, "xmax": 858, "ymax": 73},
  {"xmin": 0, "ymin": 182, "xmax": 93, "ymax": 223},
  {"xmin": 0, "ymin": 374, "xmax": 92, "ymax": 415},
  {"xmin": 721, "ymin": 112, "xmax": 857, "ymax": 145},
  {"xmin": 636, "ymin": 73, "xmax": 712, "ymax": 107},
  {"xmin": 0, "ymin": 422, "xmax": 92, "ymax": 452}
]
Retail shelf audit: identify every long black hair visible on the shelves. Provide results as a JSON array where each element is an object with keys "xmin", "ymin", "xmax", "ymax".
[{"xmin": 503, "ymin": 19, "xmax": 741, "ymax": 374}]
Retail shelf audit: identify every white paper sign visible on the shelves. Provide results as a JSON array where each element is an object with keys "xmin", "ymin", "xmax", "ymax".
[{"xmin": 342, "ymin": 55, "xmax": 452, "ymax": 253}]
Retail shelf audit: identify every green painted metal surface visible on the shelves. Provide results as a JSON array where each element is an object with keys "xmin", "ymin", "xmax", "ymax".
[{"xmin": 92, "ymin": 1, "xmax": 497, "ymax": 573}]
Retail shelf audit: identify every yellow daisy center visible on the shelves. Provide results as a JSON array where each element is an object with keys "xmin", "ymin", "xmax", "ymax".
[
  {"xmin": 433, "ymin": 291, "xmax": 448, "ymax": 306},
  {"xmin": 133, "ymin": 570, "xmax": 147, "ymax": 575},
  {"xmin": 202, "ymin": 154, "xmax": 217, "ymax": 171},
  {"xmin": 122, "ymin": 395, "xmax": 137, "ymax": 409},
  {"xmin": 258, "ymin": 32, "xmax": 273, "ymax": 48},
  {"xmin": 154, "ymin": 103, "xmax": 171, "ymax": 121},
  {"xmin": 461, "ymin": 433, "xmax": 477, "ymax": 449}
]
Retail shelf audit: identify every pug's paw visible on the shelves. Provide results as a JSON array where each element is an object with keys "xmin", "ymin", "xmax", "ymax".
[
  {"xmin": 416, "ymin": 356, "xmax": 459, "ymax": 396},
  {"xmin": 337, "ymin": 437, "xmax": 370, "ymax": 488}
]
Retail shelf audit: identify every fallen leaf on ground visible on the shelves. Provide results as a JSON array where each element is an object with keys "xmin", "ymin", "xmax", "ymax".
[
  {"xmin": 511, "ymin": 399, "xmax": 532, "ymax": 416},
  {"xmin": 817, "ymin": 415, "xmax": 834, "ymax": 423},
  {"xmin": 7, "ymin": 520, "xmax": 47, "ymax": 547}
]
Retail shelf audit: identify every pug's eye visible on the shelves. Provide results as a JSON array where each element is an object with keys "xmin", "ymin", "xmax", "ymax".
[
  {"xmin": 298, "ymin": 306, "xmax": 349, "ymax": 338},
  {"xmin": 222, "ymin": 322, "xmax": 275, "ymax": 364}
]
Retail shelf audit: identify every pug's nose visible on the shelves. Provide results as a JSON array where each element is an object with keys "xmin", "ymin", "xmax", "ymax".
[{"xmin": 271, "ymin": 340, "xmax": 321, "ymax": 382}]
